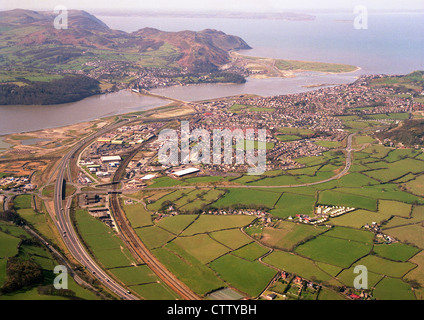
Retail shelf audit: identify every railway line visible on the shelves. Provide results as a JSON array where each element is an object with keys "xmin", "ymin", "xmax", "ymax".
[{"xmin": 109, "ymin": 147, "xmax": 200, "ymax": 300}]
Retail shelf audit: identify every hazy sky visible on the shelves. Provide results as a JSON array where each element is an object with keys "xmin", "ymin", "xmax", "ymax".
[{"xmin": 2, "ymin": 0, "xmax": 424, "ymax": 12}]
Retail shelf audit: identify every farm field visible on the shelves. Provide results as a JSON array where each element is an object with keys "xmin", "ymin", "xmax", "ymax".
[
  {"xmin": 123, "ymin": 203, "xmax": 153, "ymax": 228},
  {"xmin": 181, "ymin": 214, "xmax": 255, "ymax": 236},
  {"xmin": 209, "ymin": 254, "xmax": 277, "ymax": 297},
  {"xmin": 0, "ymin": 219, "xmax": 98, "ymax": 300},
  {"xmin": 232, "ymin": 242, "xmax": 269, "ymax": 261},
  {"xmin": 252, "ymin": 221, "xmax": 328, "ymax": 251},
  {"xmin": 170, "ymin": 234, "xmax": 231, "ymax": 264},
  {"xmin": 318, "ymin": 190, "xmax": 377, "ymax": 211},
  {"xmin": 155, "ymin": 214, "xmax": 197, "ymax": 235},
  {"xmin": 210, "ymin": 228, "xmax": 253, "ymax": 250},
  {"xmin": 73, "ymin": 209, "xmax": 179, "ymax": 299},
  {"xmin": 152, "ymin": 245, "xmax": 225, "ymax": 296},
  {"xmin": 263, "ymin": 250, "xmax": 333, "ymax": 283},
  {"xmin": 270, "ymin": 193, "xmax": 316, "ymax": 218},
  {"xmin": 373, "ymin": 277, "xmax": 416, "ymax": 300},
  {"xmin": 210, "ymin": 189, "xmax": 280, "ymax": 209},
  {"xmin": 383, "ymin": 224, "xmax": 424, "ymax": 249},
  {"xmin": 355, "ymin": 255, "xmax": 416, "ymax": 278},
  {"xmin": 373, "ymin": 243, "xmax": 421, "ymax": 262},
  {"xmin": 403, "ymin": 174, "xmax": 424, "ymax": 197},
  {"xmin": 111, "ymin": 136, "xmax": 424, "ymax": 300},
  {"xmin": 294, "ymin": 234, "xmax": 372, "ymax": 268}
]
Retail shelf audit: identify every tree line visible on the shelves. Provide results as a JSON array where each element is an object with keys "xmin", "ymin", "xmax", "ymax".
[{"xmin": 0, "ymin": 75, "xmax": 101, "ymax": 105}]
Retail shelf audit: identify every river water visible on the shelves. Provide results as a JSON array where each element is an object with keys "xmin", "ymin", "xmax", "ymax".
[
  {"xmin": 0, "ymin": 90, "xmax": 167, "ymax": 135},
  {"xmin": 1, "ymin": 12, "xmax": 423, "ymax": 135}
]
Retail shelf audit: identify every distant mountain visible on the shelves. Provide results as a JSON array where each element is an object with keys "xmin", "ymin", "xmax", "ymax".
[
  {"xmin": 132, "ymin": 28, "xmax": 251, "ymax": 72},
  {"xmin": 0, "ymin": 9, "xmax": 251, "ymax": 72},
  {"xmin": 0, "ymin": 9, "xmax": 110, "ymax": 31}
]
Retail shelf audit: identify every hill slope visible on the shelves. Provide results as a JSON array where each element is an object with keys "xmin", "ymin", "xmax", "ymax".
[{"xmin": 0, "ymin": 9, "xmax": 250, "ymax": 73}]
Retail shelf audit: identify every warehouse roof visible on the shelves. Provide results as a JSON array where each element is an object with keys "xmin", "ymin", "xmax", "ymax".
[{"xmin": 172, "ymin": 168, "xmax": 200, "ymax": 177}]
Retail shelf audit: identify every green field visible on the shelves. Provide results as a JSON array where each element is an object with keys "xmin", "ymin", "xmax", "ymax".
[
  {"xmin": 129, "ymin": 282, "xmax": 179, "ymax": 300},
  {"xmin": 378, "ymin": 200, "xmax": 412, "ymax": 218},
  {"xmin": 383, "ymin": 224, "xmax": 424, "ymax": 249},
  {"xmin": 135, "ymin": 226, "xmax": 175, "ymax": 249},
  {"xmin": 147, "ymin": 189, "xmax": 189, "ymax": 211},
  {"xmin": 355, "ymin": 255, "xmax": 416, "ymax": 278},
  {"xmin": 209, "ymin": 254, "xmax": 277, "ymax": 297},
  {"xmin": 109, "ymin": 265, "xmax": 159, "ymax": 286},
  {"xmin": 155, "ymin": 214, "xmax": 198, "ymax": 235},
  {"xmin": 232, "ymin": 242, "xmax": 269, "ymax": 261},
  {"xmin": 210, "ymin": 228, "xmax": 252, "ymax": 250},
  {"xmin": 270, "ymin": 193, "xmax": 316, "ymax": 218},
  {"xmin": 373, "ymin": 243, "xmax": 421, "ymax": 262},
  {"xmin": 252, "ymin": 221, "xmax": 328, "ymax": 251},
  {"xmin": 211, "ymin": 189, "xmax": 280, "ymax": 209},
  {"xmin": 0, "ymin": 231, "xmax": 21, "ymax": 258},
  {"xmin": 331, "ymin": 209, "xmax": 391, "ymax": 229},
  {"xmin": 153, "ymin": 246, "xmax": 225, "ymax": 295},
  {"xmin": 403, "ymin": 174, "xmax": 424, "ymax": 197},
  {"xmin": 336, "ymin": 267, "xmax": 384, "ymax": 289},
  {"xmin": 276, "ymin": 134, "xmax": 302, "ymax": 142},
  {"xmin": 324, "ymin": 226, "xmax": 374, "ymax": 243},
  {"xmin": 0, "ymin": 219, "xmax": 99, "ymax": 300},
  {"xmin": 123, "ymin": 203, "xmax": 153, "ymax": 228},
  {"xmin": 181, "ymin": 214, "xmax": 255, "ymax": 236},
  {"xmin": 314, "ymin": 140, "xmax": 342, "ymax": 148},
  {"xmin": 294, "ymin": 235, "xmax": 372, "ymax": 268},
  {"xmin": 318, "ymin": 190, "xmax": 377, "ymax": 211},
  {"xmin": 146, "ymin": 176, "xmax": 185, "ymax": 188},
  {"xmin": 171, "ymin": 234, "xmax": 230, "ymax": 264},
  {"xmin": 279, "ymin": 127, "xmax": 314, "ymax": 136},
  {"xmin": 263, "ymin": 250, "xmax": 333, "ymax": 283},
  {"xmin": 373, "ymin": 277, "xmax": 416, "ymax": 300}
]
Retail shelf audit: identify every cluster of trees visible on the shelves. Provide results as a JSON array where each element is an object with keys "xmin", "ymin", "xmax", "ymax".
[
  {"xmin": 377, "ymin": 119, "xmax": 424, "ymax": 146},
  {"xmin": 175, "ymin": 72, "xmax": 246, "ymax": 86},
  {"xmin": 205, "ymin": 72, "xmax": 246, "ymax": 84},
  {"xmin": 0, "ymin": 75, "xmax": 100, "ymax": 105},
  {"xmin": 0, "ymin": 210, "xmax": 25, "ymax": 226},
  {"xmin": 0, "ymin": 258, "xmax": 43, "ymax": 294},
  {"xmin": 37, "ymin": 285, "xmax": 79, "ymax": 299}
]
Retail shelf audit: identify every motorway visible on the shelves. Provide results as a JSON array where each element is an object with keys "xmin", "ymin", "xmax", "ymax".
[{"xmin": 52, "ymin": 119, "xmax": 140, "ymax": 300}]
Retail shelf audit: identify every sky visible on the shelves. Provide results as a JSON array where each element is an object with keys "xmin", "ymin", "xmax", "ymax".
[{"xmin": 1, "ymin": 0, "xmax": 424, "ymax": 12}]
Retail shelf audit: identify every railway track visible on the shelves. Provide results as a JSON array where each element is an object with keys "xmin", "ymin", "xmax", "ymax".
[
  {"xmin": 110, "ymin": 194, "xmax": 200, "ymax": 300},
  {"xmin": 109, "ymin": 144, "xmax": 200, "ymax": 300}
]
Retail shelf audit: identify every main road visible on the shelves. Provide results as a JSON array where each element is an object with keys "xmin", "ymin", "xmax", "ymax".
[{"xmin": 145, "ymin": 132, "xmax": 357, "ymax": 192}]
